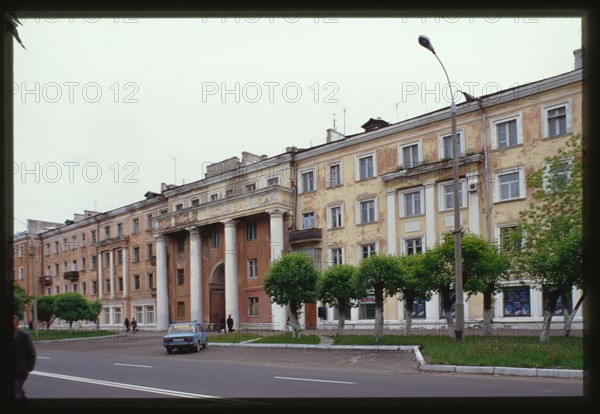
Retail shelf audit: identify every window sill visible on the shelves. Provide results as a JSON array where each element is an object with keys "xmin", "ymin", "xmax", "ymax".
[
  {"xmin": 357, "ymin": 221, "xmax": 377, "ymax": 227},
  {"xmin": 542, "ymin": 132, "xmax": 572, "ymax": 141},
  {"xmin": 400, "ymin": 213, "xmax": 426, "ymax": 219},
  {"xmin": 299, "ymin": 190, "xmax": 317, "ymax": 195},
  {"xmin": 355, "ymin": 176, "xmax": 377, "ymax": 183},
  {"xmin": 493, "ymin": 197, "xmax": 526, "ymax": 205},
  {"xmin": 491, "ymin": 143, "xmax": 524, "ymax": 152}
]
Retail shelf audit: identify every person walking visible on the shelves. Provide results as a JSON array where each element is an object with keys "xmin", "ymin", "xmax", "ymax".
[
  {"xmin": 219, "ymin": 315, "xmax": 225, "ymax": 333},
  {"xmin": 130, "ymin": 317, "xmax": 138, "ymax": 334},
  {"xmin": 11, "ymin": 315, "xmax": 36, "ymax": 400},
  {"xmin": 124, "ymin": 317, "xmax": 130, "ymax": 333},
  {"xmin": 226, "ymin": 314, "xmax": 234, "ymax": 333}
]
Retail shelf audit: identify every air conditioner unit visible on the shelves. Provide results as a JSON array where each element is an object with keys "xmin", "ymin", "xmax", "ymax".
[{"xmin": 468, "ymin": 182, "xmax": 477, "ymax": 192}]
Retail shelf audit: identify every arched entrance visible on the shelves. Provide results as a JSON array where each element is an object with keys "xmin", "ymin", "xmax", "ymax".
[{"xmin": 209, "ymin": 262, "xmax": 225, "ymax": 325}]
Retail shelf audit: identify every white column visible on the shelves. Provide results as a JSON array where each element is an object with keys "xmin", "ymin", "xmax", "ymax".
[
  {"xmin": 267, "ymin": 209, "xmax": 287, "ymax": 330},
  {"xmin": 156, "ymin": 235, "xmax": 169, "ymax": 330},
  {"xmin": 109, "ymin": 250, "xmax": 115, "ymax": 300},
  {"xmin": 122, "ymin": 247, "xmax": 128, "ymax": 299},
  {"xmin": 424, "ymin": 180, "xmax": 436, "ymax": 248},
  {"xmin": 386, "ymin": 190, "xmax": 397, "ymax": 254},
  {"xmin": 530, "ymin": 285, "xmax": 543, "ymax": 318},
  {"xmin": 222, "ymin": 219, "xmax": 239, "ymax": 331},
  {"xmin": 572, "ymin": 287, "xmax": 583, "ymax": 317},
  {"xmin": 397, "ymin": 294, "xmax": 404, "ymax": 322},
  {"xmin": 350, "ymin": 307, "xmax": 359, "ymax": 322},
  {"xmin": 98, "ymin": 251, "xmax": 103, "ymax": 299},
  {"xmin": 427, "ymin": 294, "xmax": 440, "ymax": 322},
  {"xmin": 300, "ymin": 304, "xmax": 306, "ymax": 328},
  {"xmin": 189, "ymin": 227, "xmax": 202, "ymax": 323},
  {"xmin": 494, "ymin": 291, "xmax": 503, "ymax": 319},
  {"xmin": 466, "ymin": 172, "xmax": 480, "ymax": 235}
]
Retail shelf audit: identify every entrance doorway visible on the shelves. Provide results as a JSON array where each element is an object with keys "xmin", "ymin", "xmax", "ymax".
[
  {"xmin": 305, "ymin": 303, "xmax": 317, "ymax": 329},
  {"xmin": 209, "ymin": 262, "xmax": 225, "ymax": 326}
]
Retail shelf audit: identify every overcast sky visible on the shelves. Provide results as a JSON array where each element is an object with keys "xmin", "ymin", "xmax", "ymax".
[{"xmin": 12, "ymin": 16, "xmax": 582, "ymax": 233}]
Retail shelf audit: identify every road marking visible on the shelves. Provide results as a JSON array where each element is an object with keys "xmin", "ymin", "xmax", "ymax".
[
  {"xmin": 540, "ymin": 389, "xmax": 558, "ymax": 393},
  {"xmin": 31, "ymin": 371, "xmax": 220, "ymax": 399},
  {"xmin": 114, "ymin": 363, "xmax": 152, "ymax": 368},
  {"xmin": 37, "ymin": 356, "xmax": 52, "ymax": 359},
  {"xmin": 274, "ymin": 376, "xmax": 355, "ymax": 385}
]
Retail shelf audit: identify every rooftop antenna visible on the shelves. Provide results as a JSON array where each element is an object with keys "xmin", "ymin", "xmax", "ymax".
[
  {"xmin": 343, "ymin": 107, "xmax": 346, "ymax": 135},
  {"xmin": 331, "ymin": 112, "xmax": 337, "ymax": 131},
  {"xmin": 395, "ymin": 103, "xmax": 400, "ymax": 122},
  {"xmin": 92, "ymin": 199, "xmax": 97, "ymax": 210},
  {"xmin": 171, "ymin": 156, "xmax": 177, "ymax": 185}
]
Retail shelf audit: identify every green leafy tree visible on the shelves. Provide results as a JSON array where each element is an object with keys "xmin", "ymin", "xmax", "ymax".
[
  {"xmin": 514, "ymin": 134, "xmax": 584, "ymax": 341},
  {"xmin": 356, "ymin": 254, "xmax": 406, "ymax": 341},
  {"xmin": 264, "ymin": 252, "xmax": 319, "ymax": 339},
  {"xmin": 86, "ymin": 300, "xmax": 103, "ymax": 328},
  {"xmin": 54, "ymin": 292, "xmax": 90, "ymax": 331},
  {"xmin": 400, "ymin": 254, "xmax": 437, "ymax": 336},
  {"xmin": 317, "ymin": 264, "xmax": 361, "ymax": 336},
  {"xmin": 37, "ymin": 295, "xmax": 57, "ymax": 330},
  {"xmin": 13, "ymin": 285, "xmax": 33, "ymax": 320}
]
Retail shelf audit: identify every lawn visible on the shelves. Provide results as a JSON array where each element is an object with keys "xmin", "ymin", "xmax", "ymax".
[
  {"xmin": 27, "ymin": 329, "xmax": 117, "ymax": 341},
  {"xmin": 253, "ymin": 332, "xmax": 320, "ymax": 344},
  {"xmin": 209, "ymin": 333, "xmax": 261, "ymax": 343}
]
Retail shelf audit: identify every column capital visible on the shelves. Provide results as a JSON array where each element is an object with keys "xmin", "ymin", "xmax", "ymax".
[
  {"xmin": 266, "ymin": 208, "xmax": 286, "ymax": 218},
  {"xmin": 424, "ymin": 179, "xmax": 436, "ymax": 188},
  {"xmin": 155, "ymin": 234, "xmax": 167, "ymax": 243},
  {"xmin": 385, "ymin": 189, "xmax": 397, "ymax": 196},
  {"xmin": 187, "ymin": 226, "xmax": 200, "ymax": 236},
  {"xmin": 221, "ymin": 218, "xmax": 238, "ymax": 227}
]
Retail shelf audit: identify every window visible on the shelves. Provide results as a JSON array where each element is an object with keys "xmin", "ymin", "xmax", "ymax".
[
  {"xmin": 105, "ymin": 280, "xmax": 111, "ymax": 293},
  {"xmin": 132, "ymin": 246, "xmax": 140, "ymax": 262},
  {"xmin": 245, "ymin": 183, "xmax": 256, "ymax": 193},
  {"xmin": 55, "ymin": 286, "xmax": 60, "ymax": 294},
  {"xmin": 246, "ymin": 222, "xmax": 257, "ymax": 241},
  {"xmin": 177, "ymin": 302, "xmax": 185, "ymax": 319},
  {"xmin": 328, "ymin": 205, "xmax": 343, "ymax": 229},
  {"xmin": 133, "ymin": 274, "xmax": 140, "ymax": 290},
  {"xmin": 439, "ymin": 181, "xmax": 467, "ymax": 211},
  {"xmin": 499, "ymin": 226, "xmax": 522, "ymax": 252},
  {"xmin": 160, "ymin": 208, "xmax": 168, "ymax": 215},
  {"xmin": 114, "ymin": 307, "xmax": 121, "ymax": 325},
  {"xmin": 224, "ymin": 189, "xmax": 234, "ymax": 198},
  {"xmin": 91, "ymin": 255, "xmax": 97, "ymax": 271},
  {"xmin": 18, "ymin": 244, "xmax": 24, "ymax": 258},
  {"xmin": 357, "ymin": 154, "xmax": 375, "ymax": 180},
  {"xmin": 46, "ymin": 265, "xmax": 51, "ymax": 275},
  {"xmin": 327, "ymin": 163, "xmax": 342, "ymax": 187},
  {"xmin": 177, "ymin": 269, "xmax": 184, "ymax": 286},
  {"xmin": 209, "ymin": 192, "xmax": 219, "ymax": 202},
  {"xmin": 45, "ymin": 243, "xmax": 50, "ymax": 256},
  {"xmin": 248, "ymin": 297, "xmax": 259, "ymax": 316},
  {"xmin": 492, "ymin": 115, "xmax": 522, "ymax": 149},
  {"xmin": 104, "ymin": 225, "xmax": 111, "ymax": 239},
  {"xmin": 134, "ymin": 306, "xmax": 144, "ymax": 323},
  {"xmin": 543, "ymin": 160, "xmax": 571, "ymax": 192},
  {"xmin": 92, "ymin": 281, "xmax": 97, "ymax": 295},
  {"xmin": 46, "ymin": 287, "xmax": 51, "ymax": 295},
  {"xmin": 495, "ymin": 168, "xmax": 525, "ymax": 202},
  {"xmin": 439, "ymin": 131, "xmax": 464, "ymax": 160},
  {"xmin": 81, "ymin": 233, "xmax": 86, "ymax": 246},
  {"xmin": 301, "ymin": 212, "xmax": 315, "ymax": 229},
  {"xmin": 146, "ymin": 213, "xmax": 153, "ymax": 230},
  {"xmin": 71, "ymin": 260, "xmax": 77, "ymax": 271},
  {"xmin": 104, "ymin": 252, "xmax": 110, "ymax": 267},
  {"xmin": 82, "ymin": 282, "xmax": 87, "ymax": 296},
  {"xmin": 248, "ymin": 259, "xmax": 258, "ymax": 278},
  {"xmin": 147, "ymin": 273, "xmax": 154, "ymax": 290},
  {"xmin": 329, "ymin": 247, "xmax": 343, "ymax": 265},
  {"xmin": 18, "ymin": 267, "xmax": 23, "ymax": 280},
  {"xmin": 117, "ymin": 249, "xmax": 123, "ymax": 265},
  {"xmin": 358, "ymin": 296, "xmax": 376, "ymax": 320},
  {"xmin": 54, "ymin": 263, "xmax": 59, "ymax": 276},
  {"xmin": 439, "ymin": 291, "xmax": 456, "ymax": 319},
  {"xmin": 91, "ymin": 230, "xmax": 97, "ymax": 243},
  {"xmin": 358, "ymin": 199, "xmax": 376, "ymax": 224},
  {"xmin": 175, "ymin": 203, "xmax": 184, "ymax": 211},
  {"xmin": 145, "ymin": 306, "xmax": 155, "ymax": 324},
  {"xmin": 146, "ymin": 243, "xmax": 153, "ymax": 260},
  {"xmin": 63, "ymin": 238, "xmax": 68, "ymax": 250},
  {"xmin": 335, "ymin": 307, "xmax": 351, "ymax": 321},
  {"xmin": 542, "ymin": 286, "xmax": 573, "ymax": 316},
  {"xmin": 63, "ymin": 261, "xmax": 68, "ymax": 272},
  {"xmin": 81, "ymin": 257, "xmax": 86, "ymax": 271},
  {"xmin": 503, "ymin": 286, "xmax": 531, "ymax": 317},
  {"xmin": 400, "ymin": 143, "xmax": 420, "ymax": 168},
  {"xmin": 71, "ymin": 236, "xmax": 77, "ymax": 249},
  {"xmin": 400, "ymin": 189, "xmax": 423, "ymax": 217},
  {"xmin": 117, "ymin": 223, "xmax": 123, "ymax": 237},
  {"xmin": 360, "ymin": 243, "xmax": 377, "ymax": 259},
  {"xmin": 103, "ymin": 308, "xmax": 111, "ymax": 325},
  {"xmin": 177, "ymin": 238, "xmax": 185, "ymax": 254},
  {"xmin": 300, "ymin": 170, "xmax": 315, "ymax": 193},
  {"xmin": 412, "ymin": 297, "xmax": 427, "ymax": 319},
  {"xmin": 191, "ymin": 198, "xmax": 200, "ymax": 207},
  {"xmin": 211, "ymin": 230, "xmax": 219, "ymax": 247},
  {"xmin": 54, "ymin": 241, "xmax": 59, "ymax": 254},
  {"xmin": 542, "ymin": 102, "xmax": 571, "ymax": 138},
  {"xmin": 117, "ymin": 277, "xmax": 123, "ymax": 292},
  {"xmin": 132, "ymin": 218, "xmax": 140, "ymax": 234},
  {"xmin": 404, "ymin": 237, "xmax": 424, "ymax": 255},
  {"xmin": 266, "ymin": 177, "xmax": 279, "ymax": 186}
]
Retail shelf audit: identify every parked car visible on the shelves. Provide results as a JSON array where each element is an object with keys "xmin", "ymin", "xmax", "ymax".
[{"xmin": 161, "ymin": 321, "xmax": 208, "ymax": 354}]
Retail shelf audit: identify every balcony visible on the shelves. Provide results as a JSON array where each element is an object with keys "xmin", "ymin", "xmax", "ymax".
[
  {"xmin": 150, "ymin": 288, "xmax": 157, "ymax": 297},
  {"xmin": 63, "ymin": 271, "xmax": 79, "ymax": 280},
  {"xmin": 289, "ymin": 227, "xmax": 322, "ymax": 245},
  {"xmin": 38, "ymin": 275, "xmax": 52, "ymax": 285}
]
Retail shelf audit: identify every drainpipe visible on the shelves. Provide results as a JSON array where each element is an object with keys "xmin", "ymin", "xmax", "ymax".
[
  {"xmin": 290, "ymin": 150, "xmax": 297, "ymax": 235},
  {"xmin": 477, "ymin": 98, "xmax": 492, "ymax": 242}
]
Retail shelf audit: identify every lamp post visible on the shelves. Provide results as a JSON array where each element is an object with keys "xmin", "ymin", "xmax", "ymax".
[{"xmin": 418, "ymin": 35, "xmax": 464, "ymax": 341}]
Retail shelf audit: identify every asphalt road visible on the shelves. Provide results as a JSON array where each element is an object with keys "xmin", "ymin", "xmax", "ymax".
[{"xmin": 23, "ymin": 331, "xmax": 584, "ymax": 401}]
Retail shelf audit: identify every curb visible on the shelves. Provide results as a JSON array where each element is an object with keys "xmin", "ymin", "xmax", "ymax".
[
  {"xmin": 208, "ymin": 341, "xmax": 583, "ymax": 379},
  {"xmin": 34, "ymin": 333, "xmax": 121, "ymax": 344}
]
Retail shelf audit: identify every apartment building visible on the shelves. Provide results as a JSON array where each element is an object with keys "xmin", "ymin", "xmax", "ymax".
[{"xmin": 13, "ymin": 52, "xmax": 584, "ymax": 332}]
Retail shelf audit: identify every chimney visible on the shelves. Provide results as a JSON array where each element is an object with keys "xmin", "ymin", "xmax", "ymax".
[
  {"xmin": 361, "ymin": 117, "xmax": 389, "ymax": 132},
  {"xmin": 326, "ymin": 128, "xmax": 345, "ymax": 143},
  {"xmin": 573, "ymin": 48, "xmax": 583, "ymax": 70}
]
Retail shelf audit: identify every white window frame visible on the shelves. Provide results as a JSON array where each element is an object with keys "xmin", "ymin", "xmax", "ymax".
[
  {"xmin": 190, "ymin": 198, "xmax": 200, "ymax": 207},
  {"xmin": 18, "ymin": 245, "xmax": 23, "ymax": 258},
  {"xmin": 71, "ymin": 235, "xmax": 77, "ymax": 249},
  {"xmin": 145, "ymin": 305, "xmax": 155, "ymax": 325},
  {"xmin": 438, "ymin": 180, "xmax": 467, "ymax": 211},
  {"xmin": 175, "ymin": 203, "xmax": 184, "ymax": 211},
  {"xmin": 399, "ymin": 187, "xmax": 424, "ymax": 217},
  {"xmin": 133, "ymin": 274, "xmax": 141, "ymax": 290},
  {"xmin": 146, "ymin": 214, "xmax": 153, "ymax": 230},
  {"xmin": 541, "ymin": 100, "xmax": 572, "ymax": 139},
  {"xmin": 357, "ymin": 197, "xmax": 377, "ymax": 224},
  {"xmin": 328, "ymin": 247, "xmax": 344, "ymax": 266},
  {"xmin": 71, "ymin": 260, "xmax": 77, "ymax": 271},
  {"xmin": 116, "ymin": 222, "xmax": 124, "ymax": 237},
  {"xmin": 437, "ymin": 129, "xmax": 465, "ymax": 160},
  {"xmin": 542, "ymin": 158, "xmax": 572, "ymax": 193},
  {"xmin": 491, "ymin": 113, "xmax": 522, "ymax": 149},
  {"xmin": 223, "ymin": 188, "xmax": 234, "ymax": 199},
  {"xmin": 301, "ymin": 212, "xmax": 315, "ymax": 229},
  {"xmin": 132, "ymin": 217, "xmax": 140, "ymax": 234},
  {"xmin": 326, "ymin": 162, "xmax": 343, "ymax": 188},
  {"xmin": 248, "ymin": 297, "xmax": 259, "ymax": 316},
  {"xmin": 402, "ymin": 236, "xmax": 425, "ymax": 256},
  {"xmin": 495, "ymin": 223, "xmax": 522, "ymax": 253},
  {"xmin": 81, "ymin": 233, "xmax": 86, "ymax": 246},
  {"xmin": 358, "ymin": 242, "xmax": 378, "ymax": 262},
  {"xmin": 355, "ymin": 153, "xmax": 376, "ymax": 181},
  {"xmin": 494, "ymin": 167, "xmax": 526, "ymax": 203},
  {"xmin": 245, "ymin": 182, "xmax": 257, "ymax": 193},
  {"xmin": 299, "ymin": 168, "xmax": 316, "ymax": 193},
  {"xmin": 247, "ymin": 259, "xmax": 258, "ymax": 278},
  {"xmin": 266, "ymin": 176, "xmax": 280, "ymax": 187},
  {"xmin": 18, "ymin": 267, "xmax": 23, "ymax": 280},
  {"xmin": 208, "ymin": 191, "xmax": 219, "ymax": 202},
  {"xmin": 398, "ymin": 141, "xmax": 422, "ymax": 169},
  {"xmin": 327, "ymin": 204, "xmax": 344, "ymax": 229}
]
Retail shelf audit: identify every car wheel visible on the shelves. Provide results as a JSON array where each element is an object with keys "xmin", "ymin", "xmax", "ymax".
[
  {"xmin": 166, "ymin": 348, "xmax": 172, "ymax": 355},
  {"xmin": 202, "ymin": 341, "xmax": 207, "ymax": 349},
  {"xmin": 195, "ymin": 342, "xmax": 201, "ymax": 352}
]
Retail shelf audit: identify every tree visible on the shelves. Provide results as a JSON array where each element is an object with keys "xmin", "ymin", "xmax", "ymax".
[
  {"xmin": 514, "ymin": 135, "xmax": 583, "ymax": 341},
  {"xmin": 86, "ymin": 300, "xmax": 103, "ymax": 329},
  {"xmin": 356, "ymin": 254, "xmax": 406, "ymax": 342},
  {"xmin": 54, "ymin": 292, "xmax": 90, "ymax": 331},
  {"xmin": 264, "ymin": 252, "xmax": 319, "ymax": 339},
  {"xmin": 400, "ymin": 254, "xmax": 437, "ymax": 336},
  {"xmin": 13, "ymin": 285, "xmax": 33, "ymax": 320},
  {"xmin": 37, "ymin": 295, "xmax": 57, "ymax": 330},
  {"xmin": 317, "ymin": 264, "xmax": 361, "ymax": 336}
]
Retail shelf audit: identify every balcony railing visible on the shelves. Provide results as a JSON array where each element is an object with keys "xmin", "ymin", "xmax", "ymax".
[
  {"xmin": 289, "ymin": 227, "xmax": 322, "ymax": 245},
  {"xmin": 150, "ymin": 288, "xmax": 157, "ymax": 297},
  {"xmin": 63, "ymin": 271, "xmax": 79, "ymax": 280},
  {"xmin": 39, "ymin": 275, "xmax": 52, "ymax": 284}
]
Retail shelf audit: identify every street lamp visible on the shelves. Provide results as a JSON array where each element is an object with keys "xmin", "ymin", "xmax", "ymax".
[{"xmin": 418, "ymin": 35, "xmax": 464, "ymax": 341}]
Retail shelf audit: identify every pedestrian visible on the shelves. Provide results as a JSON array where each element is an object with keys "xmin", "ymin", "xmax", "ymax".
[
  {"xmin": 130, "ymin": 317, "xmax": 138, "ymax": 334},
  {"xmin": 11, "ymin": 315, "xmax": 36, "ymax": 400},
  {"xmin": 124, "ymin": 317, "xmax": 130, "ymax": 333},
  {"xmin": 219, "ymin": 315, "xmax": 225, "ymax": 333},
  {"xmin": 226, "ymin": 314, "xmax": 234, "ymax": 333}
]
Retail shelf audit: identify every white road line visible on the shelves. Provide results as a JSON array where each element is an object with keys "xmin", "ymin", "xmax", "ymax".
[
  {"xmin": 114, "ymin": 363, "xmax": 152, "ymax": 368},
  {"xmin": 31, "ymin": 371, "xmax": 220, "ymax": 399},
  {"xmin": 274, "ymin": 376, "xmax": 356, "ymax": 385},
  {"xmin": 37, "ymin": 356, "xmax": 52, "ymax": 359}
]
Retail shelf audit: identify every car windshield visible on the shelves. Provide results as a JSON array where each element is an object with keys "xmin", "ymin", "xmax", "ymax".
[{"xmin": 167, "ymin": 324, "xmax": 196, "ymax": 334}]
